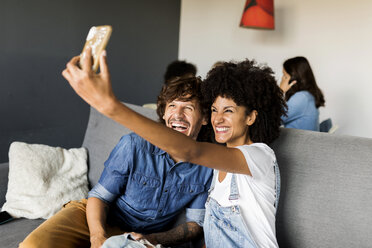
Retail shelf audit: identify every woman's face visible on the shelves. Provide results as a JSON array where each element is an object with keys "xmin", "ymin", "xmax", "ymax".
[{"xmin": 211, "ymin": 96, "xmax": 256, "ymax": 147}]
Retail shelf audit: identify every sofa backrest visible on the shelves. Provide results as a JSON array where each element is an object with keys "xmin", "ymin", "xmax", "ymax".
[
  {"xmin": 82, "ymin": 103, "xmax": 372, "ymax": 247},
  {"xmin": 271, "ymin": 128, "xmax": 372, "ymax": 248},
  {"xmin": 82, "ymin": 103, "xmax": 158, "ymax": 187}
]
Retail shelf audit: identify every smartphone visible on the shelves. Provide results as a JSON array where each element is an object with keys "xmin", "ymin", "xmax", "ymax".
[
  {"xmin": 80, "ymin": 25, "xmax": 112, "ymax": 72},
  {"xmin": 0, "ymin": 211, "xmax": 14, "ymax": 225}
]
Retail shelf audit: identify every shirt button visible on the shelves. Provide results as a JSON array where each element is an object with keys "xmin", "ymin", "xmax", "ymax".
[
  {"xmin": 190, "ymin": 190, "xmax": 194, "ymax": 193},
  {"xmin": 143, "ymin": 182, "xmax": 147, "ymax": 185},
  {"xmin": 164, "ymin": 189, "xmax": 168, "ymax": 193}
]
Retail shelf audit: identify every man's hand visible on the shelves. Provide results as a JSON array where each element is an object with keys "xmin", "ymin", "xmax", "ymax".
[
  {"xmin": 90, "ymin": 233, "xmax": 108, "ymax": 248},
  {"xmin": 62, "ymin": 48, "xmax": 120, "ymax": 116}
]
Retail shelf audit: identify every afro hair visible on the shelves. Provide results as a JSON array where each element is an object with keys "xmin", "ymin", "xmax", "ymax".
[{"xmin": 202, "ymin": 59, "xmax": 287, "ymax": 144}]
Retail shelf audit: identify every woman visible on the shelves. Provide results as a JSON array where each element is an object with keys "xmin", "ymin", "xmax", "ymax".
[
  {"xmin": 63, "ymin": 50, "xmax": 286, "ymax": 247},
  {"xmin": 280, "ymin": 56, "xmax": 325, "ymax": 131}
]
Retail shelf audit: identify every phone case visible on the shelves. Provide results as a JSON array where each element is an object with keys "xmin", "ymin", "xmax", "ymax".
[{"xmin": 80, "ymin": 25, "xmax": 112, "ymax": 72}]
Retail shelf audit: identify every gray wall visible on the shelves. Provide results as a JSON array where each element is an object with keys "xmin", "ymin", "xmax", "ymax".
[{"xmin": 0, "ymin": 0, "xmax": 180, "ymax": 162}]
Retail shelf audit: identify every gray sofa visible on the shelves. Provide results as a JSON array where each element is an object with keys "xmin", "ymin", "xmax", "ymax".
[{"xmin": 1, "ymin": 103, "xmax": 372, "ymax": 248}]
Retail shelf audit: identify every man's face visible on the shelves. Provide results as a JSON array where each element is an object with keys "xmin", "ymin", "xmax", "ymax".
[{"xmin": 163, "ymin": 98, "xmax": 207, "ymax": 140}]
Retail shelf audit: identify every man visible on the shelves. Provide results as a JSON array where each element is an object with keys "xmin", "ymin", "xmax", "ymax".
[{"xmin": 20, "ymin": 53, "xmax": 213, "ymax": 248}]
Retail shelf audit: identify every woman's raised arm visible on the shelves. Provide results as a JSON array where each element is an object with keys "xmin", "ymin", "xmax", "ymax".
[{"xmin": 62, "ymin": 49, "xmax": 251, "ymax": 175}]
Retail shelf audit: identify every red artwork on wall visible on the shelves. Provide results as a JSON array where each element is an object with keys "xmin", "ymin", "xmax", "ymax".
[{"xmin": 240, "ymin": 0, "xmax": 275, "ymax": 30}]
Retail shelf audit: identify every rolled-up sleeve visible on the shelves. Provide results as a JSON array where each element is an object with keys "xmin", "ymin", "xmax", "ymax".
[
  {"xmin": 185, "ymin": 208, "xmax": 206, "ymax": 227},
  {"xmin": 185, "ymin": 185, "xmax": 210, "ymax": 226},
  {"xmin": 88, "ymin": 183, "xmax": 117, "ymax": 204}
]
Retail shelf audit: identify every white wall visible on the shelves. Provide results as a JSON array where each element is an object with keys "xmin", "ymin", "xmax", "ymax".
[{"xmin": 179, "ymin": 0, "xmax": 372, "ymax": 138}]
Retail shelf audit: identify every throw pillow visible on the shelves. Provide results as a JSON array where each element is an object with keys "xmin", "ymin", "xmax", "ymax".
[{"xmin": 1, "ymin": 142, "xmax": 89, "ymax": 219}]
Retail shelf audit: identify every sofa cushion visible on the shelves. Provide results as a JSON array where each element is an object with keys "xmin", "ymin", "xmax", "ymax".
[
  {"xmin": 0, "ymin": 162, "xmax": 9, "ymax": 207},
  {"xmin": 2, "ymin": 142, "xmax": 89, "ymax": 219},
  {"xmin": 82, "ymin": 103, "xmax": 158, "ymax": 187},
  {"xmin": 271, "ymin": 128, "xmax": 372, "ymax": 248},
  {"xmin": 1, "ymin": 218, "xmax": 44, "ymax": 248}
]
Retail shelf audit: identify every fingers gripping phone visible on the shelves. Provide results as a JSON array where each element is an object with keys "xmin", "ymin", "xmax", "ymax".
[{"xmin": 80, "ymin": 25, "xmax": 112, "ymax": 72}]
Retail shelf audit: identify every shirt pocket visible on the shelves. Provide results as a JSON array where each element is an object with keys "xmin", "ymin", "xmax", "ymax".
[
  {"xmin": 174, "ymin": 184, "xmax": 206, "ymax": 207},
  {"xmin": 178, "ymin": 184, "xmax": 206, "ymax": 195},
  {"xmin": 126, "ymin": 172, "xmax": 161, "ymax": 207}
]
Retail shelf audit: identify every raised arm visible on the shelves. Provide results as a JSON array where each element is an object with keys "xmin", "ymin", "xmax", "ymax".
[{"xmin": 62, "ymin": 50, "xmax": 250, "ymax": 175}]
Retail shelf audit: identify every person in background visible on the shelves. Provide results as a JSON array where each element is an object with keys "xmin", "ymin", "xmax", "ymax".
[
  {"xmin": 211, "ymin": 61, "xmax": 224, "ymax": 69},
  {"xmin": 164, "ymin": 60, "xmax": 197, "ymax": 83},
  {"xmin": 280, "ymin": 56, "xmax": 325, "ymax": 131},
  {"xmin": 63, "ymin": 50, "xmax": 286, "ymax": 247},
  {"xmin": 143, "ymin": 60, "xmax": 198, "ymax": 110}
]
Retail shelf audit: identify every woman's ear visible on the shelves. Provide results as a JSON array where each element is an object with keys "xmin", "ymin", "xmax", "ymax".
[{"xmin": 246, "ymin": 110, "xmax": 258, "ymax": 126}]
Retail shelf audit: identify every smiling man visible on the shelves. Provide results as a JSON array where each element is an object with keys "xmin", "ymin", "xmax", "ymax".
[{"xmin": 20, "ymin": 77, "xmax": 213, "ymax": 248}]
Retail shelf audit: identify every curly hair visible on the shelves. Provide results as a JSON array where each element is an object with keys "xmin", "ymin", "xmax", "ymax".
[
  {"xmin": 202, "ymin": 60, "xmax": 287, "ymax": 144},
  {"xmin": 283, "ymin": 56, "xmax": 325, "ymax": 108}
]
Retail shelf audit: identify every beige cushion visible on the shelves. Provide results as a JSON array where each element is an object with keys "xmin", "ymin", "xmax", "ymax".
[{"xmin": 2, "ymin": 142, "xmax": 89, "ymax": 219}]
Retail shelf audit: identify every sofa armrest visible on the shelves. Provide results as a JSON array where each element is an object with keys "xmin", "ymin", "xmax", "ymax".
[{"xmin": 0, "ymin": 162, "xmax": 9, "ymax": 207}]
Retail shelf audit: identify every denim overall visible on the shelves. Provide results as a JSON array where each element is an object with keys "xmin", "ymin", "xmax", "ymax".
[{"xmin": 204, "ymin": 162, "xmax": 280, "ymax": 248}]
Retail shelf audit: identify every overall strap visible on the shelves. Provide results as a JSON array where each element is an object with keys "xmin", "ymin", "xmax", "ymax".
[
  {"xmin": 208, "ymin": 169, "xmax": 218, "ymax": 194},
  {"xmin": 274, "ymin": 161, "xmax": 281, "ymax": 210},
  {"xmin": 228, "ymin": 174, "xmax": 240, "ymax": 201}
]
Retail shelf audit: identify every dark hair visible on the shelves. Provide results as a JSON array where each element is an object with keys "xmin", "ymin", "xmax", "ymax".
[
  {"xmin": 283, "ymin": 56, "xmax": 325, "ymax": 108},
  {"xmin": 164, "ymin": 60, "xmax": 197, "ymax": 83},
  {"xmin": 202, "ymin": 60, "xmax": 287, "ymax": 144}
]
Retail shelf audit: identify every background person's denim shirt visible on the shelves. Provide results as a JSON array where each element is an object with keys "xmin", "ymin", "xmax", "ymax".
[
  {"xmin": 88, "ymin": 133, "xmax": 213, "ymax": 233},
  {"xmin": 282, "ymin": 90, "xmax": 320, "ymax": 131}
]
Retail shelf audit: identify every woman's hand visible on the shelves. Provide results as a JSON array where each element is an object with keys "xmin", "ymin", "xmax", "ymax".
[
  {"xmin": 279, "ymin": 70, "xmax": 297, "ymax": 94},
  {"xmin": 62, "ymin": 48, "xmax": 120, "ymax": 116}
]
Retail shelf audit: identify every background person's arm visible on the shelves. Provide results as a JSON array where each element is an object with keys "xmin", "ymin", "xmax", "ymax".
[{"xmin": 87, "ymin": 197, "xmax": 110, "ymax": 248}]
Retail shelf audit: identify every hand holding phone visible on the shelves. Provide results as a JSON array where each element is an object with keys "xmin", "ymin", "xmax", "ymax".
[{"xmin": 80, "ymin": 25, "xmax": 112, "ymax": 72}]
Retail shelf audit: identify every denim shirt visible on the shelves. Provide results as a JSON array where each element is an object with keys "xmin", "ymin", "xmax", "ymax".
[
  {"xmin": 88, "ymin": 133, "xmax": 213, "ymax": 233},
  {"xmin": 282, "ymin": 91, "xmax": 319, "ymax": 131}
]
